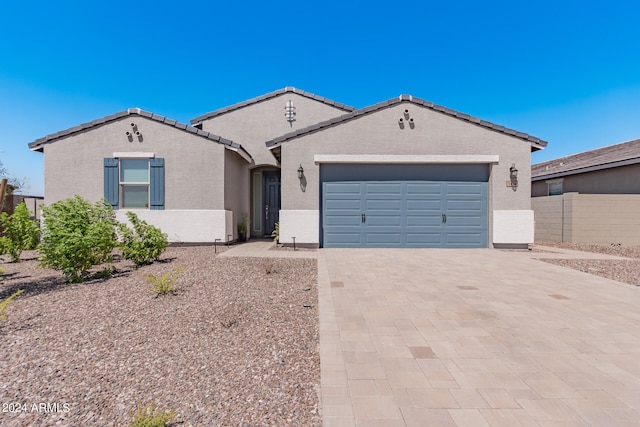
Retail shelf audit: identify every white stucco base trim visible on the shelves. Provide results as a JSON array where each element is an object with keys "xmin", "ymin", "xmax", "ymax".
[
  {"xmin": 116, "ymin": 209, "xmax": 234, "ymax": 243},
  {"xmin": 278, "ymin": 210, "xmax": 319, "ymax": 244},
  {"xmin": 314, "ymin": 154, "xmax": 500, "ymax": 164},
  {"xmin": 493, "ymin": 210, "xmax": 534, "ymax": 244}
]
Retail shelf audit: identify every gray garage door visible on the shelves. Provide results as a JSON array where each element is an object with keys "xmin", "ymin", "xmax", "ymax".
[{"xmin": 322, "ymin": 180, "xmax": 487, "ymax": 248}]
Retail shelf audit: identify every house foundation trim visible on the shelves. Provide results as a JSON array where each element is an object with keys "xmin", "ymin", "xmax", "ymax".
[{"xmin": 313, "ymin": 154, "xmax": 500, "ymax": 164}]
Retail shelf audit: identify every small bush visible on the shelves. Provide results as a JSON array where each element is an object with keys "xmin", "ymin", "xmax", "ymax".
[
  {"xmin": 264, "ymin": 258, "xmax": 277, "ymax": 274},
  {"xmin": 146, "ymin": 266, "xmax": 185, "ymax": 296},
  {"xmin": 118, "ymin": 211, "xmax": 168, "ymax": 265},
  {"xmin": 129, "ymin": 402, "xmax": 177, "ymax": 427},
  {"xmin": 271, "ymin": 222, "xmax": 279, "ymax": 242},
  {"xmin": 39, "ymin": 196, "xmax": 117, "ymax": 283},
  {"xmin": 0, "ymin": 202, "xmax": 40, "ymax": 262},
  {"xmin": 0, "ymin": 289, "xmax": 24, "ymax": 322}
]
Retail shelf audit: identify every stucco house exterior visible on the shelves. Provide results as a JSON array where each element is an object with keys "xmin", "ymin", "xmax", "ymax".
[
  {"xmin": 531, "ymin": 138, "xmax": 640, "ymax": 244},
  {"xmin": 28, "ymin": 87, "xmax": 546, "ymax": 248}
]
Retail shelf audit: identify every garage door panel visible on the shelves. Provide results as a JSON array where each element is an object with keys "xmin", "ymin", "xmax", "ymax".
[
  {"xmin": 365, "ymin": 183, "xmax": 403, "ymax": 194},
  {"xmin": 325, "ymin": 182, "xmax": 361, "ymax": 194},
  {"xmin": 406, "ymin": 215, "xmax": 442, "ymax": 226},
  {"xmin": 406, "ymin": 183, "xmax": 442, "ymax": 195},
  {"xmin": 325, "ymin": 232, "xmax": 363, "ymax": 245},
  {"xmin": 366, "ymin": 199, "xmax": 402, "ymax": 210},
  {"xmin": 406, "ymin": 199, "xmax": 442, "ymax": 210},
  {"xmin": 365, "ymin": 233, "xmax": 402, "ymax": 245},
  {"xmin": 325, "ymin": 215, "xmax": 363, "ymax": 226},
  {"xmin": 406, "ymin": 232, "xmax": 444, "ymax": 244}
]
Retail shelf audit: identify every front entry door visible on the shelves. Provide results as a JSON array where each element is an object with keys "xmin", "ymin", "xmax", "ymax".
[{"xmin": 263, "ymin": 171, "xmax": 281, "ymax": 236}]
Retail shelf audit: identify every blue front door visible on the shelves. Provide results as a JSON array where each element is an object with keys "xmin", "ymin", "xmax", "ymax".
[{"xmin": 322, "ymin": 181, "xmax": 487, "ymax": 248}]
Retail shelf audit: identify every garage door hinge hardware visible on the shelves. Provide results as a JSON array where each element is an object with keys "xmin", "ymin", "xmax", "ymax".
[{"xmin": 442, "ymin": 214, "xmax": 447, "ymax": 223}]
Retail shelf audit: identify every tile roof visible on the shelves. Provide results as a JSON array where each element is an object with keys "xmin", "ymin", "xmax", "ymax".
[
  {"xmin": 27, "ymin": 108, "xmax": 253, "ymax": 161},
  {"xmin": 265, "ymin": 94, "xmax": 547, "ymax": 151},
  {"xmin": 532, "ymin": 138, "xmax": 640, "ymax": 180},
  {"xmin": 190, "ymin": 87, "xmax": 355, "ymax": 125}
]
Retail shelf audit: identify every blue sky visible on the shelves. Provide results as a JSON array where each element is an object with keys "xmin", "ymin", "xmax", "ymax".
[{"xmin": 1, "ymin": 0, "xmax": 639, "ymax": 196}]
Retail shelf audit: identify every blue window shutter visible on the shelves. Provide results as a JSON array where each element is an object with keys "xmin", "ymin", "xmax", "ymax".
[
  {"xmin": 104, "ymin": 158, "xmax": 119, "ymax": 209},
  {"xmin": 150, "ymin": 158, "xmax": 165, "ymax": 210}
]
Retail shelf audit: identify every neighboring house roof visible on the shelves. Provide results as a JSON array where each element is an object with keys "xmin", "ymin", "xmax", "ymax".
[
  {"xmin": 265, "ymin": 94, "xmax": 548, "ymax": 151},
  {"xmin": 27, "ymin": 108, "xmax": 253, "ymax": 161},
  {"xmin": 190, "ymin": 87, "xmax": 356, "ymax": 125},
  {"xmin": 532, "ymin": 138, "xmax": 640, "ymax": 181}
]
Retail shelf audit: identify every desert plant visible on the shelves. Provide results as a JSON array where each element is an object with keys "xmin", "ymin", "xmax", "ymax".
[
  {"xmin": 0, "ymin": 202, "xmax": 40, "ymax": 262},
  {"xmin": 0, "ymin": 289, "xmax": 24, "ymax": 322},
  {"xmin": 146, "ymin": 265, "xmax": 185, "ymax": 296},
  {"xmin": 237, "ymin": 212, "xmax": 248, "ymax": 241},
  {"xmin": 38, "ymin": 196, "xmax": 117, "ymax": 283},
  {"xmin": 128, "ymin": 402, "xmax": 177, "ymax": 427},
  {"xmin": 118, "ymin": 211, "xmax": 168, "ymax": 265},
  {"xmin": 264, "ymin": 258, "xmax": 277, "ymax": 274},
  {"xmin": 271, "ymin": 222, "xmax": 279, "ymax": 242}
]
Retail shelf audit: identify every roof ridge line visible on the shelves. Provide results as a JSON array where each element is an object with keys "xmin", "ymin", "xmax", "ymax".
[{"xmin": 190, "ymin": 87, "xmax": 355, "ymax": 124}]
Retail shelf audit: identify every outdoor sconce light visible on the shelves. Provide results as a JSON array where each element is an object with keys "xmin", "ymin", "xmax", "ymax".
[
  {"xmin": 507, "ymin": 163, "xmax": 518, "ymax": 188},
  {"xmin": 297, "ymin": 164, "xmax": 304, "ymax": 179},
  {"xmin": 510, "ymin": 163, "xmax": 518, "ymax": 179}
]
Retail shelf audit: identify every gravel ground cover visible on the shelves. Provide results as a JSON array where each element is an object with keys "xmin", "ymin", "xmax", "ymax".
[
  {"xmin": 0, "ymin": 247, "xmax": 320, "ymax": 426},
  {"xmin": 535, "ymin": 241, "xmax": 640, "ymax": 286}
]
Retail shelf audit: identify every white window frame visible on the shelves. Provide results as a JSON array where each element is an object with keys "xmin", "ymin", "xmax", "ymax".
[{"xmin": 119, "ymin": 158, "xmax": 150, "ymax": 209}]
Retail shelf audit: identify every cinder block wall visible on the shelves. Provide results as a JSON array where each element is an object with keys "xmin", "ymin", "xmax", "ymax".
[{"xmin": 533, "ymin": 193, "xmax": 640, "ymax": 245}]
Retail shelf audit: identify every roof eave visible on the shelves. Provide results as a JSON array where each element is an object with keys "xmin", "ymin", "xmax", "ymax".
[
  {"xmin": 265, "ymin": 96, "xmax": 548, "ymax": 148},
  {"xmin": 532, "ymin": 157, "xmax": 640, "ymax": 181}
]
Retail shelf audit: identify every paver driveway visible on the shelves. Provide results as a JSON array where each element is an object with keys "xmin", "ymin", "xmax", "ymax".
[{"xmin": 317, "ymin": 248, "xmax": 640, "ymax": 426}]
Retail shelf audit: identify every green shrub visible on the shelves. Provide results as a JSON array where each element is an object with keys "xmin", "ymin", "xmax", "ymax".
[
  {"xmin": 118, "ymin": 211, "xmax": 168, "ymax": 265},
  {"xmin": 39, "ymin": 196, "xmax": 117, "ymax": 283},
  {"xmin": 0, "ymin": 202, "xmax": 40, "ymax": 262},
  {"xmin": 0, "ymin": 289, "xmax": 24, "ymax": 322},
  {"xmin": 146, "ymin": 266, "xmax": 185, "ymax": 296},
  {"xmin": 271, "ymin": 222, "xmax": 279, "ymax": 242},
  {"xmin": 129, "ymin": 402, "xmax": 177, "ymax": 427}
]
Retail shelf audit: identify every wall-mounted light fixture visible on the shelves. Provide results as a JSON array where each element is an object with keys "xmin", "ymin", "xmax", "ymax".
[
  {"xmin": 298, "ymin": 164, "xmax": 306, "ymax": 192},
  {"xmin": 507, "ymin": 163, "xmax": 518, "ymax": 188},
  {"xmin": 285, "ymin": 100, "xmax": 296, "ymax": 126},
  {"xmin": 510, "ymin": 164, "xmax": 518, "ymax": 179}
]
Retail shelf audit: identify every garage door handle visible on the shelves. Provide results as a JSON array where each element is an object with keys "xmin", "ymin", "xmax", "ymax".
[
  {"xmin": 362, "ymin": 213, "xmax": 366, "ymax": 223},
  {"xmin": 442, "ymin": 214, "xmax": 447, "ymax": 223}
]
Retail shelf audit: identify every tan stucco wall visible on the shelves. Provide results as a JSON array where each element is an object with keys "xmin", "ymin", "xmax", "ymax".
[
  {"xmin": 198, "ymin": 93, "xmax": 349, "ymax": 167},
  {"xmin": 42, "ymin": 116, "xmax": 226, "ymax": 209},
  {"xmin": 532, "ymin": 193, "xmax": 640, "ymax": 245},
  {"xmin": 279, "ymin": 103, "xmax": 533, "ymax": 214},
  {"xmin": 224, "ymin": 149, "xmax": 250, "ymax": 238},
  {"xmin": 531, "ymin": 196, "xmax": 565, "ymax": 241},
  {"xmin": 532, "ymin": 163, "xmax": 640, "ymax": 196}
]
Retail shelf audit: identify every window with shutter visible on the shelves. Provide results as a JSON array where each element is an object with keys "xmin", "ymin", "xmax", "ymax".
[{"xmin": 104, "ymin": 157, "xmax": 164, "ymax": 210}]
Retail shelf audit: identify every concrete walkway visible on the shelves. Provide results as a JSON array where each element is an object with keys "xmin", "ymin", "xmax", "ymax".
[
  {"xmin": 218, "ymin": 240, "xmax": 317, "ymax": 259},
  {"xmin": 318, "ymin": 248, "xmax": 640, "ymax": 426}
]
